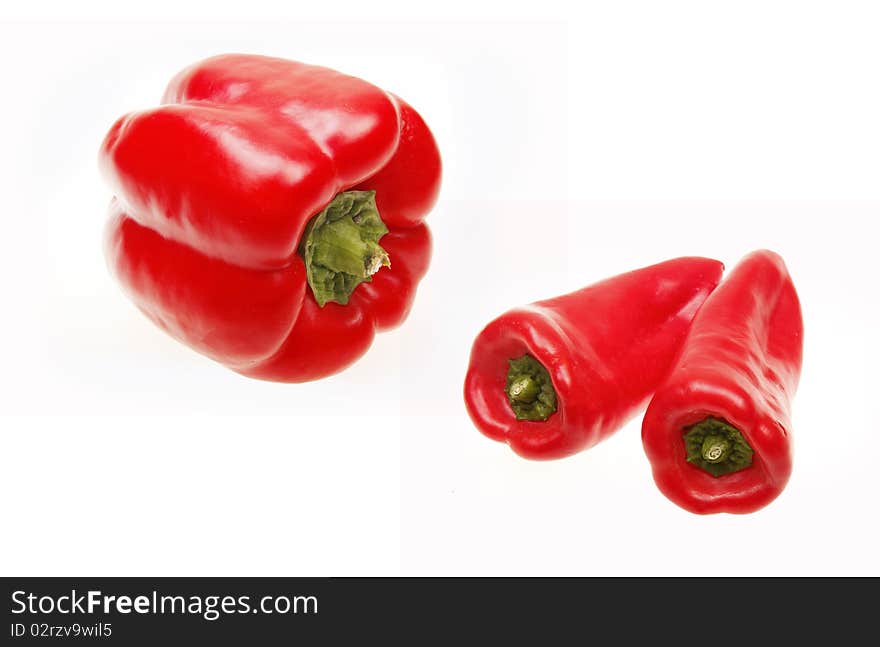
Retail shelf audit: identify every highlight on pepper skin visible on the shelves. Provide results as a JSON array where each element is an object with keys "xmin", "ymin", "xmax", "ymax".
[
  {"xmin": 100, "ymin": 54, "xmax": 441, "ymax": 383},
  {"xmin": 463, "ymin": 257, "xmax": 725, "ymax": 461}
]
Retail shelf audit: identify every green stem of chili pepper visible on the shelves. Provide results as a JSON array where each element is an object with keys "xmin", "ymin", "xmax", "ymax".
[
  {"xmin": 684, "ymin": 417, "xmax": 754, "ymax": 477},
  {"xmin": 505, "ymin": 355, "xmax": 558, "ymax": 421}
]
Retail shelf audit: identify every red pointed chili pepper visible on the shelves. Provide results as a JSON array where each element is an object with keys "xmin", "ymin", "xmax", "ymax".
[
  {"xmin": 641, "ymin": 250, "xmax": 803, "ymax": 514},
  {"xmin": 463, "ymin": 257, "xmax": 724, "ymax": 460},
  {"xmin": 100, "ymin": 54, "xmax": 441, "ymax": 382}
]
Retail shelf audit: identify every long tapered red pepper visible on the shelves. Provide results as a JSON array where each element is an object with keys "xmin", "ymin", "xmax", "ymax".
[
  {"xmin": 463, "ymin": 258, "xmax": 724, "ymax": 460},
  {"xmin": 100, "ymin": 54, "xmax": 441, "ymax": 382},
  {"xmin": 641, "ymin": 250, "xmax": 803, "ymax": 514}
]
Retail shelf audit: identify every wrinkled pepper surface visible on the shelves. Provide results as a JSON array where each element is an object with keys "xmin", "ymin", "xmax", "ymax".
[
  {"xmin": 642, "ymin": 250, "xmax": 803, "ymax": 514},
  {"xmin": 464, "ymin": 257, "xmax": 724, "ymax": 460},
  {"xmin": 100, "ymin": 54, "xmax": 441, "ymax": 382}
]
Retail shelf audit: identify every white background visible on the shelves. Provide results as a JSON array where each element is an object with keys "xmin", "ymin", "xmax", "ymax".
[{"xmin": 2, "ymin": 1, "xmax": 878, "ymax": 575}]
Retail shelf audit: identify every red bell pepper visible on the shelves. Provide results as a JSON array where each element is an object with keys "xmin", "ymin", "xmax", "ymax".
[
  {"xmin": 463, "ymin": 257, "xmax": 724, "ymax": 460},
  {"xmin": 100, "ymin": 54, "xmax": 441, "ymax": 382},
  {"xmin": 641, "ymin": 250, "xmax": 803, "ymax": 514}
]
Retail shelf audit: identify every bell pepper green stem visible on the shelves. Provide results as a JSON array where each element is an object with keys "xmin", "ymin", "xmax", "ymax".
[
  {"xmin": 505, "ymin": 355, "xmax": 557, "ymax": 421},
  {"xmin": 299, "ymin": 190, "xmax": 390, "ymax": 307},
  {"xmin": 684, "ymin": 417, "xmax": 754, "ymax": 477}
]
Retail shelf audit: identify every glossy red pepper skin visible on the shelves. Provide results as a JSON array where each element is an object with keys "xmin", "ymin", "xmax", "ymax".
[
  {"xmin": 100, "ymin": 54, "xmax": 441, "ymax": 382},
  {"xmin": 464, "ymin": 258, "xmax": 724, "ymax": 460},
  {"xmin": 641, "ymin": 250, "xmax": 803, "ymax": 514}
]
